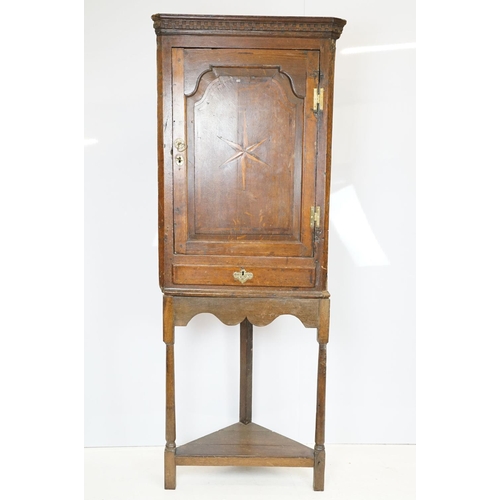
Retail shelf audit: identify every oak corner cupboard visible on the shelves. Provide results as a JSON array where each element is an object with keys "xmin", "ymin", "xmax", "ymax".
[{"xmin": 151, "ymin": 13, "xmax": 346, "ymax": 491}]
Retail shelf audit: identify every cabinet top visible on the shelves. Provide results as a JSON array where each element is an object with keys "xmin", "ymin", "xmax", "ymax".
[{"xmin": 152, "ymin": 13, "xmax": 346, "ymax": 39}]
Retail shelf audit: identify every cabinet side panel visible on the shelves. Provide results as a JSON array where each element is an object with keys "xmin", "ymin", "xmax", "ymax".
[
  {"xmin": 314, "ymin": 40, "xmax": 336, "ymax": 290},
  {"xmin": 156, "ymin": 35, "xmax": 165, "ymax": 288},
  {"xmin": 157, "ymin": 37, "xmax": 174, "ymax": 287}
]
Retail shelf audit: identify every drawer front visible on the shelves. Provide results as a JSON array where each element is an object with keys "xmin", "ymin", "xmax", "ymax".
[{"xmin": 172, "ymin": 265, "xmax": 315, "ymax": 288}]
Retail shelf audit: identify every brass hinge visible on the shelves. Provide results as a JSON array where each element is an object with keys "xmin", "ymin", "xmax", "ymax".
[
  {"xmin": 313, "ymin": 88, "xmax": 324, "ymax": 112},
  {"xmin": 310, "ymin": 206, "xmax": 321, "ymax": 229}
]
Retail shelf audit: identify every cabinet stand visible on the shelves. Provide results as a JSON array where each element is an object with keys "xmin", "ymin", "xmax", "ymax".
[{"xmin": 163, "ymin": 295, "xmax": 330, "ymax": 491}]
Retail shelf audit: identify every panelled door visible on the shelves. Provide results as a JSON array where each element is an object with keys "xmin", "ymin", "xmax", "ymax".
[{"xmin": 170, "ymin": 47, "xmax": 321, "ymax": 288}]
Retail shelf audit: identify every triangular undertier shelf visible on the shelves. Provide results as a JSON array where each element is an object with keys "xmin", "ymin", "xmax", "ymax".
[{"xmin": 176, "ymin": 422, "xmax": 315, "ymax": 467}]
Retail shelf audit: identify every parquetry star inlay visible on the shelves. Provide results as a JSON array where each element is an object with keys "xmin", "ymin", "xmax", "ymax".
[{"xmin": 218, "ymin": 114, "xmax": 271, "ymax": 190}]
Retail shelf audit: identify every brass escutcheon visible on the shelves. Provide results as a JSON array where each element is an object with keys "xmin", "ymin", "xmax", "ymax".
[
  {"xmin": 233, "ymin": 269, "xmax": 253, "ymax": 284},
  {"xmin": 174, "ymin": 138, "xmax": 186, "ymax": 152}
]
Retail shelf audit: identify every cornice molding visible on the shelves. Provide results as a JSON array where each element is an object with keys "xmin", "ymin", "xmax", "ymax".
[{"xmin": 152, "ymin": 14, "xmax": 346, "ymax": 39}]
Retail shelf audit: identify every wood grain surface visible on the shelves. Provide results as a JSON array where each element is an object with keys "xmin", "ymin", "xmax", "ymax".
[
  {"xmin": 176, "ymin": 422, "xmax": 314, "ymax": 467},
  {"xmin": 154, "ymin": 13, "xmax": 345, "ymax": 491}
]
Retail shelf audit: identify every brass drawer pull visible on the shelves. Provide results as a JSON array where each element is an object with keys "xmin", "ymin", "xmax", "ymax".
[{"xmin": 233, "ymin": 269, "xmax": 253, "ymax": 284}]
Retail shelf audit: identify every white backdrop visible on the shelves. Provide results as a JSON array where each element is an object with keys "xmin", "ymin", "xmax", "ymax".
[{"xmin": 84, "ymin": 0, "xmax": 415, "ymax": 447}]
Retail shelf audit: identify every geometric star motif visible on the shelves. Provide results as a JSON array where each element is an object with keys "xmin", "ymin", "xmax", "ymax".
[{"xmin": 218, "ymin": 113, "xmax": 271, "ymax": 190}]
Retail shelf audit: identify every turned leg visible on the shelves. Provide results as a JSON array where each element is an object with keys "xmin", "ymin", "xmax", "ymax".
[
  {"xmin": 163, "ymin": 296, "xmax": 176, "ymax": 489},
  {"xmin": 239, "ymin": 318, "xmax": 253, "ymax": 424},
  {"xmin": 314, "ymin": 299, "xmax": 330, "ymax": 491}
]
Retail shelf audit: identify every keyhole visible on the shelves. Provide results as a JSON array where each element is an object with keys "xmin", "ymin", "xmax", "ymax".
[{"xmin": 175, "ymin": 155, "xmax": 184, "ymax": 166}]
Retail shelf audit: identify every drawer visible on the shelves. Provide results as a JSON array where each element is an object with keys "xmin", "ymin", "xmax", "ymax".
[{"xmin": 172, "ymin": 265, "xmax": 315, "ymax": 288}]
